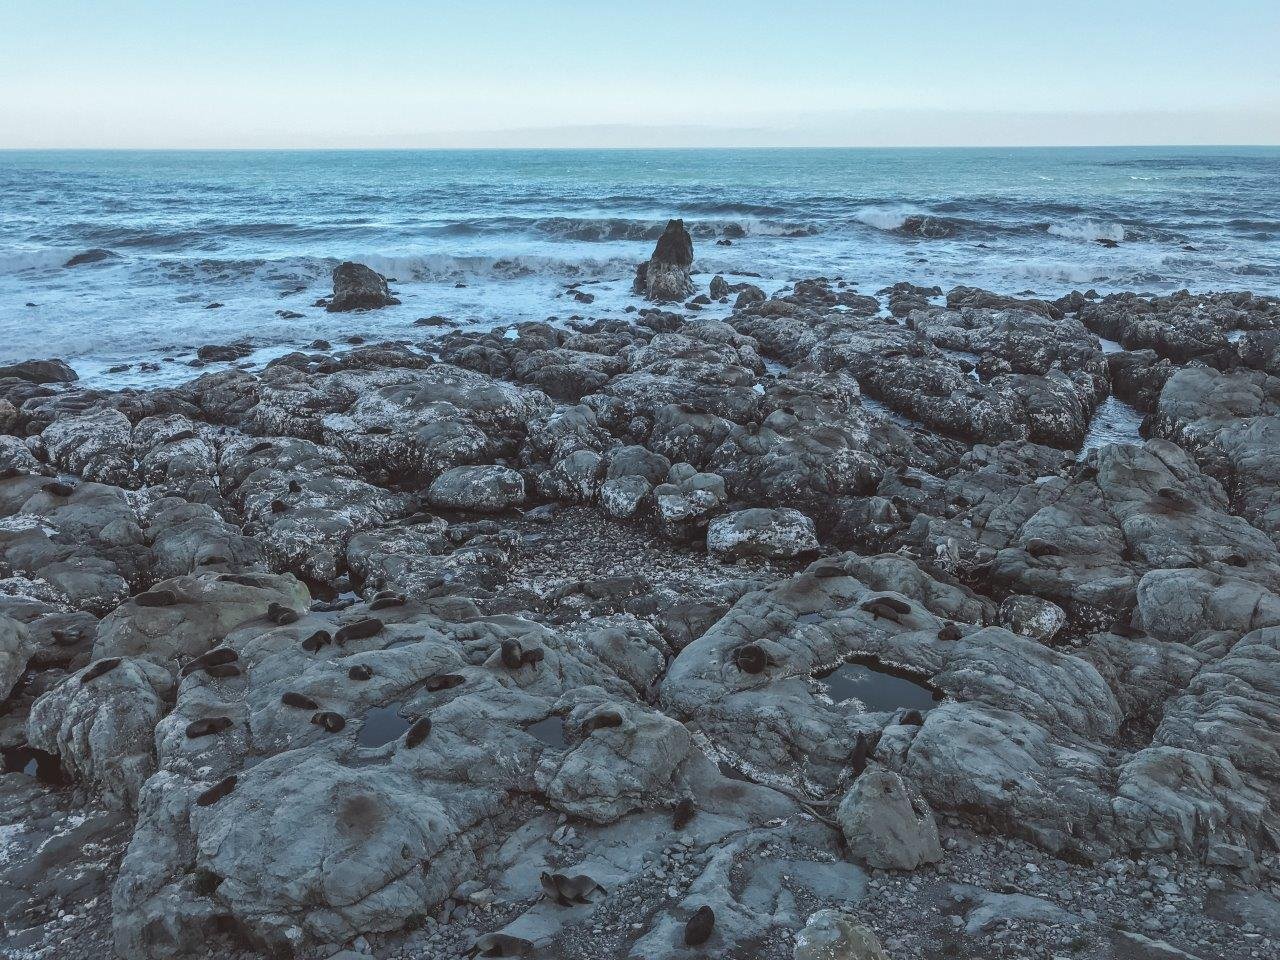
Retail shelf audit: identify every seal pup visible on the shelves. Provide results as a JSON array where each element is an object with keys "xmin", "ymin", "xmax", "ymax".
[
  {"xmin": 82, "ymin": 658, "xmax": 123, "ymax": 683},
  {"xmin": 311, "ymin": 711, "xmax": 345, "ymax": 733},
  {"xmin": 404, "ymin": 716, "xmax": 432, "ymax": 748},
  {"xmin": 301, "ymin": 630, "xmax": 332, "ymax": 653},
  {"xmin": 282, "ymin": 692, "xmax": 318, "ymax": 710},
  {"xmin": 370, "ymin": 591, "xmax": 406, "ymax": 610},
  {"xmin": 500, "ymin": 638, "xmax": 524, "ymax": 669},
  {"xmin": 539, "ymin": 872, "xmax": 605, "ymax": 906},
  {"xmin": 185, "ymin": 717, "xmax": 233, "ymax": 739},
  {"xmin": 468, "ymin": 933, "xmax": 533, "ymax": 958},
  {"xmin": 851, "ymin": 732, "xmax": 871, "ymax": 776},
  {"xmin": 203, "ymin": 663, "xmax": 241, "ymax": 679},
  {"xmin": 134, "ymin": 589, "xmax": 178, "ymax": 608},
  {"xmin": 425, "ymin": 673, "xmax": 466, "ymax": 692},
  {"xmin": 41, "ymin": 481, "xmax": 75, "ymax": 498},
  {"xmin": 937, "ymin": 621, "xmax": 961, "ymax": 642},
  {"xmin": 246, "ymin": 441, "xmax": 274, "ymax": 455},
  {"xmin": 861, "ymin": 596, "xmax": 911, "ymax": 623},
  {"xmin": 684, "ymin": 905, "xmax": 715, "ymax": 946},
  {"xmin": 672, "ymin": 796, "xmax": 696, "ymax": 830},
  {"xmin": 731, "ymin": 643, "xmax": 779, "ymax": 674},
  {"xmin": 267, "ymin": 602, "xmax": 299, "ymax": 625},
  {"xmin": 335, "ymin": 618, "xmax": 383, "ymax": 645},
  {"xmin": 520, "ymin": 647, "xmax": 545, "ymax": 668},
  {"xmin": 348, "ymin": 664, "xmax": 374, "ymax": 681},
  {"xmin": 181, "ymin": 648, "xmax": 238, "ymax": 677},
  {"xmin": 1025, "ymin": 538, "xmax": 1061, "ymax": 559},
  {"xmin": 196, "ymin": 775, "xmax": 237, "ymax": 807},
  {"xmin": 583, "ymin": 710, "xmax": 623, "ymax": 734}
]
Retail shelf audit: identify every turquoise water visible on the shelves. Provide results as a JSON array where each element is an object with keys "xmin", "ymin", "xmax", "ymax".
[{"xmin": 2, "ymin": 147, "xmax": 1277, "ymax": 381}]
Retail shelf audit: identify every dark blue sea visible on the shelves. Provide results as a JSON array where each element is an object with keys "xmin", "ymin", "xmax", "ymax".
[{"xmin": 2, "ymin": 147, "xmax": 1277, "ymax": 385}]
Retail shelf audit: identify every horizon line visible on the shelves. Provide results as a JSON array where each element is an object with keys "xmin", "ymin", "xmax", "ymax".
[{"xmin": 3, "ymin": 142, "xmax": 1280, "ymax": 152}]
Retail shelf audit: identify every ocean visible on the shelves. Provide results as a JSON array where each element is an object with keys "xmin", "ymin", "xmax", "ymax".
[{"xmin": 2, "ymin": 147, "xmax": 1278, "ymax": 387}]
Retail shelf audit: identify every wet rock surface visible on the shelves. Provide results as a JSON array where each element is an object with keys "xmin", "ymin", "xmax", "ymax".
[{"xmin": 1, "ymin": 280, "xmax": 1278, "ymax": 960}]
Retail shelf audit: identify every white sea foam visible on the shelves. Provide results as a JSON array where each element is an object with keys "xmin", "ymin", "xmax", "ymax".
[
  {"xmin": 0, "ymin": 248, "xmax": 80, "ymax": 274},
  {"xmin": 1047, "ymin": 220, "xmax": 1126, "ymax": 243},
  {"xmin": 853, "ymin": 206, "xmax": 922, "ymax": 231}
]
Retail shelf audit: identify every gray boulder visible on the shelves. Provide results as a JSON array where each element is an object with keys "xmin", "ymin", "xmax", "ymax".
[
  {"xmin": 707, "ymin": 508, "xmax": 819, "ymax": 561},
  {"xmin": 427, "ymin": 464, "xmax": 526, "ymax": 512},
  {"xmin": 836, "ymin": 765, "xmax": 942, "ymax": 870},
  {"xmin": 633, "ymin": 219, "xmax": 695, "ymax": 303}
]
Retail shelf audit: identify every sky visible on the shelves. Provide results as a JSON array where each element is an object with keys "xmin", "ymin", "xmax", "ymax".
[{"xmin": 1, "ymin": 1, "xmax": 1277, "ymax": 148}]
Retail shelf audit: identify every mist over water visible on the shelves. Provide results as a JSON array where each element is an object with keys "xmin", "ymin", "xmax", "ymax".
[{"xmin": 2, "ymin": 147, "xmax": 1278, "ymax": 384}]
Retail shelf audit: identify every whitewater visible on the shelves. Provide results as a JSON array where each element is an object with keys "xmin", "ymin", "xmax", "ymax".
[{"xmin": 1, "ymin": 147, "xmax": 1278, "ymax": 387}]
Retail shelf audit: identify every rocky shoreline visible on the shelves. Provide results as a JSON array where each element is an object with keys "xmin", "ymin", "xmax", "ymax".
[{"xmin": 2, "ymin": 220, "xmax": 1279, "ymax": 960}]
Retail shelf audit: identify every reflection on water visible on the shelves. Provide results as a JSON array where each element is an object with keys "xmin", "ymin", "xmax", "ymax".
[
  {"xmin": 527, "ymin": 715, "xmax": 567, "ymax": 747},
  {"xmin": 357, "ymin": 703, "xmax": 414, "ymax": 747},
  {"xmin": 814, "ymin": 659, "xmax": 940, "ymax": 712}
]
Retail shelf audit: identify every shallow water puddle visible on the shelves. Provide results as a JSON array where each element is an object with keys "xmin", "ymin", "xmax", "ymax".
[
  {"xmin": 860, "ymin": 395, "xmax": 922, "ymax": 430},
  {"xmin": 1081, "ymin": 395, "xmax": 1145, "ymax": 451},
  {"xmin": 527, "ymin": 715, "xmax": 567, "ymax": 747},
  {"xmin": 814, "ymin": 660, "xmax": 941, "ymax": 713},
  {"xmin": 357, "ymin": 703, "xmax": 415, "ymax": 748}
]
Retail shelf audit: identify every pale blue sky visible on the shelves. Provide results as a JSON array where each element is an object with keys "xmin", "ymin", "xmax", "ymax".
[{"xmin": 2, "ymin": 1, "xmax": 1277, "ymax": 147}]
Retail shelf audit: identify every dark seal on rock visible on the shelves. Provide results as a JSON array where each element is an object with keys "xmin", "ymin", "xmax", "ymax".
[
  {"xmin": 684, "ymin": 905, "xmax": 715, "ymax": 946},
  {"xmin": 301, "ymin": 630, "xmax": 332, "ymax": 653},
  {"xmin": 311, "ymin": 711, "xmax": 346, "ymax": 733},
  {"xmin": 500, "ymin": 638, "xmax": 524, "ymax": 669},
  {"xmin": 82, "ymin": 657, "xmax": 122, "ymax": 683},
  {"xmin": 425, "ymin": 673, "xmax": 465, "ymax": 692},
  {"xmin": 731, "ymin": 643, "xmax": 774, "ymax": 674},
  {"xmin": 267, "ymin": 602, "xmax": 299, "ymax": 625},
  {"xmin": 282, "ymin": 692, "xmax": 318, "ymax": 710},
  {"xmin": 673, "ymin": 796, "xmax": 696, "ymax": 830},
  {"xmin": 469, "ymin": 933, "xmax": 533, "ymax": 958},
  {"xmin": 540, "ymin": 871, "xmax": 606, "ymax": 907},
  {"xmin": 348, "ymin": 664, "xmax": 374, "ymax": 681},
  {"xmin": 861, "ymin": 596, "xmax": 911, "ymax": 621},
  {"xmin": 41, "ymin": 480, "xmax": 75, "ymax": 498},
  {"xmin": 195, "ymin": 775, "xmax": 237, "ymax": 807},
  {"xmin": 134, "ymin": 589, "xmax": 178, "ymax": 608},
  {"xmin": 583, "ymin": 710, "xmax": 623, "ymax": 734},
  {"xmin": 203, "ymin": 663, "xmax": 241, "ymax": 679},
  {"xmin": 404, "ymin": 716, "xmax": 432, "ymax": 748},
  {"xmin": 335, "ymin": 618, "xmax": 383, "ymax": 644},
  {"xmin": 181, "ymin": 648, "xmax": 239, "ymax": 678},
  {"xmin": 937, "ymin": 622, "xmax": 961, "ymax": 642},
  {"xmin": 185, "ymin": 717, "xmax": 233, "ymax": 739}
]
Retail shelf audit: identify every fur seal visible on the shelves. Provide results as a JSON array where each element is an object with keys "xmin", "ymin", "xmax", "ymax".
[
  {"xmin": 348, "ymin": 664, "xmax": 374, "ymax": 681},
  {"xmin": 500, "ymin": 638, "xmax": 524, "ymax": 669},
  {"xmin": 181, "ymin": 648, "xmax": 238, "ymax": 678},
  {"xmin": 51, "ymin": 628, "xmax": 82, "ymax": 647},
  {"xmin": 203, "ymin": 663, "xmax": 242, "ymax": 679},
  {"xmin": 267, "ymin": 602, "xmax": 299, "ymax": 625},
  {"xmin": 195, "ymin": 775, "xmax": 237, "ymax": 807},
  {"xmin": 335, "ymin": 618, "xmax": 383, "ymax": 645},
  {"xmin": 218, "ymin": 573, "xmax": 272, "ymax": 588},
  {"xmin": 1155, "ymin": 486, "xmax": 1195, "ymax": 511},
  {"xmin": 185, "ymin": 717, "xmax": 233, "ymax": 739},
  {"xmin": 899, "ymin": 709, "xmax": 924, "ymax": 726},
  {"xmin": 246, "ymin": 441, "xmax": 273, "ymax": 455},
  {"xmin": 851, "ymin": 732, "xmax": 871, "ymax": 775},
  {"xmin": 731, "ymin": 643, "xmax": 775, "ymax": 674},
  {"xmin": 369, "ymin": 594, "xmax": 406, "ymax": 611},
  {"xmin": 684, "ymin": 905, "xmax": 715, "ymax": 946},
  {"xmin": 583, "ymin": 710, "xmax": 623, "ymax": 734},
  {"xmin": 41, "ymin": 480, "xmax": 75, "ymax": 498},
  {"xmin": 1026, "ymin": 538, "xmax": 1061, "ymax": 559},
  {"xmin": 288, "ymin": 479, "xmax": 302, "ymax": 494},
  {"xmin": 469, "ymin": 933, "xmax": 533, "ymax": 958},
  {"xmin": 540, "ymin": 871, "xmax": 605, "ymax": 906},
  {"xmin": 270, "ymin": 499, "xmax": 288, "ymax": 514},
  {"xmin": 520, "ymin": 647, "xmax": 545, "ymax": 668},
  {"xmin": 166, "ymin": 429, "xmax": 196, "ymax": 444},
  {"xmin": 404, "ymin": 716, "xmax": 432, "ymax": 748},
  {"xmin": 282, "ymin": 691, "xmax": 318, "ymax": 710},
  {"xmin": 425, "ymin": 673, "xmax": 465, "ymax": 692},
  {"xmin": 134, "ymin": 589, "xmax": 178, "ymax": 608},
  {"xmin": 196, "ymin": 554, "xmax": 230, "ymax": 567},
  {"xmin": 937, "ymin": 621, "xmax": 961, "ymax": 642},
  {"xmin": 672, "ymin": 796, "xmax": 696, "ymax": 830},
  {"xmin": 861, "ymin": 596, "xmax": 911, "ymax": 622},
  {"xmin": 82, "ymin": 657, "xmax": 123, "ymax": 683},
  {"xmin": 301, "ymin": 630, "xmax": 332, "ymax": 653},
  {"xmin": 810, "ymin": 560, "xmax": 847, "ymax": 579},
  {"xmin": 311, "ymin": 711, "xmax": 345, "ymax": 733}
]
